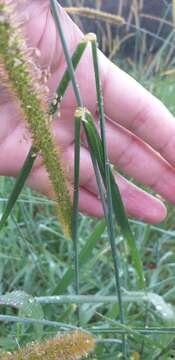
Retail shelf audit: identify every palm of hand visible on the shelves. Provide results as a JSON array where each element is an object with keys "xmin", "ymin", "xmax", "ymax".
[{"xmin": 1, "ymin": 0, "xmax": 175, "ymax": 223}]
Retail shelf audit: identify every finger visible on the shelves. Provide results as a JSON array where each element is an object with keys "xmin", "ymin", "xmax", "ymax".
[
  {"xmin": 62, "ymin": 144, "xmax": 167, "ymax": 223},
  {"xmin": 78, "ymin": 187, "xmax": 103, "ymax": 217},
  {"xmin": 115, "ymin": 173, "xmax": 167, "ymax": 224},
  {"xmin": 0, "ymin": 114, "xmax": 75, "ymax": 177},
  {"xmin": 27, "ymin": 151, "xmax": 166, "ymax": 223},
  {"xmin": 26, "ymin": 143, "xmax": 166, "ymax": 222},
  {"xmin": 26, "ymin": 164, "xmax": 103, "ymax": 218},
  {"xmin": 84, "ymin": 168, "xmax": 166, "ymax": 224},
  {"xmin": 103, "ymin": 119, "xmax": 175, "ymax": 205},
  {"xmin": 100, "ymin": 53, "xmax": 175, "ymax": 168}
]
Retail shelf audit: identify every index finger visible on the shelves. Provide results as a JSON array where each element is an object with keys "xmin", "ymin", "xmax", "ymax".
[{"xmin": 100, "ymin": 53, "xmax": 175, "ymax": 167}]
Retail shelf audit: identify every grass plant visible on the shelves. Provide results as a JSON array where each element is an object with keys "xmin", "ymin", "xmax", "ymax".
[{"xmin": 0, "ymin": 0, "xmax": 175, "ymax": 359}]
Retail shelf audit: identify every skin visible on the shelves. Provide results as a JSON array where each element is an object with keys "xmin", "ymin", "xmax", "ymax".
[{"xmin": 1, "ymin": 0, "xmax": 175, "ymax": 223}]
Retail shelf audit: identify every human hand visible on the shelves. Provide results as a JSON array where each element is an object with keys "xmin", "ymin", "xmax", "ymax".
[{"xmin": 0, "ymin": 0, "xmax": 175, "ymax": 223}]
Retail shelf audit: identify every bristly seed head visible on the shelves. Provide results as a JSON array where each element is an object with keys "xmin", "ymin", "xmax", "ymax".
[
  {"xmin": 1, "ymin": 330, "xmax": 95, "ymax": 359},
  {"xmin": 0, "ymin": 0, "xmax": 72, "ymax": 236}
]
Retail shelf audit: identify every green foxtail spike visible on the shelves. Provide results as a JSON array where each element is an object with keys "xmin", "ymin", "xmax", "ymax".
[
  {"xmin": 1, "ymin": 330, "xmax": 95, "ymax": 360},
  {"xmin": 0, "ymin": 1, "xmax": 72, "ymax": 236}
]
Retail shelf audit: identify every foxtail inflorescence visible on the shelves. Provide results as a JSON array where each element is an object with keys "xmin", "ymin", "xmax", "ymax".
[
  {"xmin": 1, "ymin": 330, "xmax": 95, "ymax": 360},
  {"xmin": 0, "ymin": 0, "xmax": 72, "ymax": 236}
]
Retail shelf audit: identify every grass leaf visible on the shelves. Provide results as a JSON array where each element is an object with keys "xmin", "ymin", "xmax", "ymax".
[
  {"xmin": 0, "ymin": 148, "xmax": 36, "ymax": 231},
  {"xmin": 82, "ymin": 110, "xmax": 144, "ymax": 288},
  {"xmin": 91, "ymin": 36, "xmax": 127, "ymax": 357}
]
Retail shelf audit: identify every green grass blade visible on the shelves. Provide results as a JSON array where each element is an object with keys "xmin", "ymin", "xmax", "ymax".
[
  {"xmin": 52, "ymin": 219, "xmax": 106, "ymax": 294},
  {"xmin": 109, "ymin": 172, "xmax": 145, "ymax": 287},
  {"xmin": 91, "ymin": 36, "xmax": 107, "ymax": 159},
  {"xmin": 88, "ymin": 151, "xmax": 108, "ymax": 218},
  {"xmin": 86, "ymin": 134, "xmax": 127, "ymax": 358},
  {"xmin": 91, "ymin": 37, "xmax": 127, "ymax": 357},
  {"xmin": 0, "ymin": 147, "xmax": 36, "ymax": 230},
  {"xmin": 82, "ymin": 110, "xmax": 144, "ymax": 288},
  {"xmin": 48, "ymin": 35, "xmax": 89, "ymax": 114},
  {"xmin": 76, "ymin": 109, "xmax": 107, "ymax": 217},
  {"xmin": 0, "ymin": 315, "xmax": 77, "ymax": 330},
  {"xmin": 89, "ymin": 327, "xmax": 175, "ymax": 336},
  {"xmin": 50, "ymin": 0, "xmax": 82, "ymax": 107}
]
